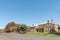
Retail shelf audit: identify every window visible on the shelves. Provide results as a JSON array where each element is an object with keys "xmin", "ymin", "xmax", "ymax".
[{"xmin": 46, "ymin": 27, "xmax": 51, "ymax": 31}]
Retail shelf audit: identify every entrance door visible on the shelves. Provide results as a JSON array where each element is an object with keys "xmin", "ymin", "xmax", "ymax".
[
  {"xmin": 39, "ymin": 28, "xmax": 44, "ymax": 32},
  {"xmin": 36, "ymin": 28, "xmax": 44, "ymax": 32},
  {"xmin": 41, "ymin": 28, "xmax": 44, "ymax": 32}
]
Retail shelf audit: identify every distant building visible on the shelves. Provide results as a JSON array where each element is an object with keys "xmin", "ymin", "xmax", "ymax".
[{"xmin": 30, "ymin": 20, "xmax": 60, "ymax": 32}]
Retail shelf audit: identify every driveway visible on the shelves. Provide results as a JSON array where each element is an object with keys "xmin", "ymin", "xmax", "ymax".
[{"xmin": 0, "ymin": 33, "xmax": 60, "ymax": 40}]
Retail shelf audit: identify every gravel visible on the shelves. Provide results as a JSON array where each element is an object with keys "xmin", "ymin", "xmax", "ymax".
[{"xmin": 0, "ymin": 33, "xmax": 60, "ymax": 40}]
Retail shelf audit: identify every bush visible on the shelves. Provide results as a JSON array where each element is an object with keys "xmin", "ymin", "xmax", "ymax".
[
  {"xmin": 49, "ymin": 28, "xmax": 56, "ymax": 33},
  {"xmin": 54, "ymin": 32, "xmax": 60, "ymax": 35},
  {"xmin": 17, "ymin": 24, "xmax": 27, "ymax": 34}
]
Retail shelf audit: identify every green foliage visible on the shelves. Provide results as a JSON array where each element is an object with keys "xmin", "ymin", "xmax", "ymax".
[
  {"xmin": 49, "ymin": 28, "xmax": 56, "ymax": 33},
  {"xmin": 54, "ymin": 32, "xmax": 60, "ymax": 35},
  {"xmin": 27, "ymin": 32, "xmax": 59, "ymax": 37},
  {"xmin": 19, "ymin": 26, "xmax": 27, "ymax": 31},
  {"xmin": 17, "ymin": 24, "xmax": 27, "ymax": 33},
  {"xmin": 49, "ymin": 32, "xmax": 60, "ymax": 36}
]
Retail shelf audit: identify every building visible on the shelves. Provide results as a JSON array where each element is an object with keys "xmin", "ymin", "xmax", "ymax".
[{"xmin": 32, "ymin": 20, "xmax": 60, "ymax": 33}]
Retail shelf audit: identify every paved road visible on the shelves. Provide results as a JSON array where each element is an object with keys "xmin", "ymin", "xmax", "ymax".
[{"xmin": 0, "ymin": 33, "xmax": 60, "ymax": 40}]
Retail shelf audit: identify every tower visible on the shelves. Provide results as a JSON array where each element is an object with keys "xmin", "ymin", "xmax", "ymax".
[
  {"xmin": 51, "ymin": 19, "xmax": 54, "ymax": 24},
  {"xmin": 47, "ymin": 20, "xmax": 50, "ymax": 23}
]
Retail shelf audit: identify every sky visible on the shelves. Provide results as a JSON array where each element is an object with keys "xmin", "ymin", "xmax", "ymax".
[{"xmin": 0, "ymin": 0, "xmax": 60, "ymax": 29}]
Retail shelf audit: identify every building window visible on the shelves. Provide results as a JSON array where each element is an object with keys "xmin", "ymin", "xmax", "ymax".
[
  {"xmin": 46, "ymin": 27, "xmax": 51, "ymax": 31},
  {"xmin": 49, "ymin": 27, "xmax": 51, "ymax": 30}
]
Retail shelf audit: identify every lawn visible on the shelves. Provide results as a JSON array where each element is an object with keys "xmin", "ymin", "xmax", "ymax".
[{"xmin": 27, "ymin": 32, "xmax": 60, "ymax": 37}]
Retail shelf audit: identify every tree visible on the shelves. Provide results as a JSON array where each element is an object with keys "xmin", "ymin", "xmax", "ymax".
[
  {"xmin": 4, "ymin": 22, "xmax": 17, "ymax": 32},
  {"xmin": 50, "ymin": 28, "xmax": 56, "ymax": 33},
  {"xmin": 17, "ymin": 24, "xmax": 27, "ymax": 33}
]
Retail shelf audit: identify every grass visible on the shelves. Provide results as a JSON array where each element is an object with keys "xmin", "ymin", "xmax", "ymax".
[{"xmin": 27, "ymin": 32, "xmax": 60, "ymax": 37}]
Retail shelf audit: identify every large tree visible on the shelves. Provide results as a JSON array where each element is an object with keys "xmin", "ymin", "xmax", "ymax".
[{"xmin": 4, "ymin": 22, "xmax": 17, "ymax": 32}]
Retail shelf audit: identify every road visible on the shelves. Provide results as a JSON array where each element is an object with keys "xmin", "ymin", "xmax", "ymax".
[{"xmin": 0, "ymin": 33, "xmax": 60, "ymax": 40}]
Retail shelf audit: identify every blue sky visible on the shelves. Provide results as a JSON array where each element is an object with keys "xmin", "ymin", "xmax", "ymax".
[{"xmin": 0, "ymin": 0, "xmax": 60, "ymax": 29}]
